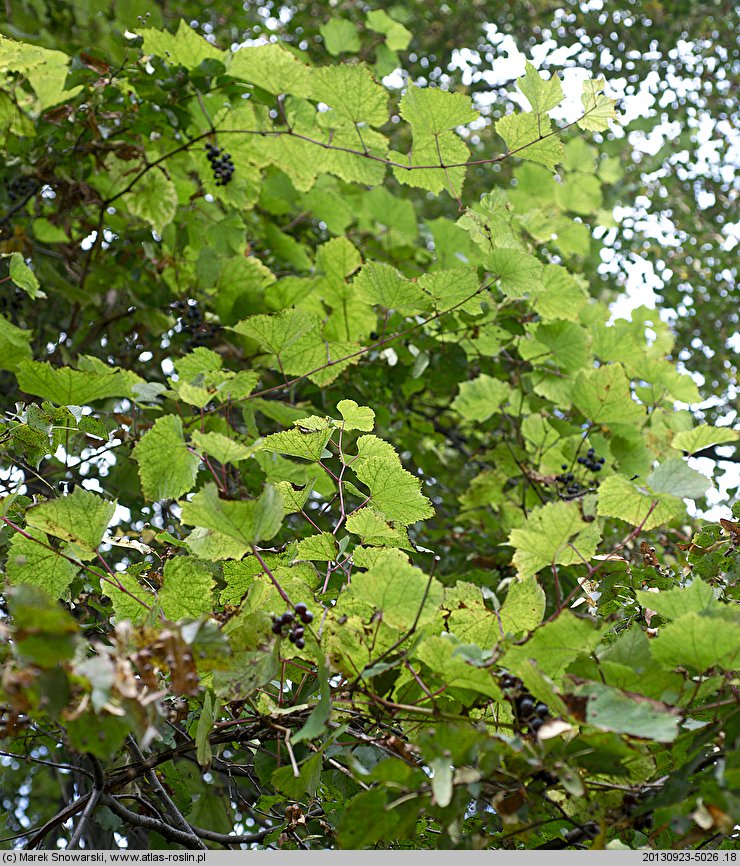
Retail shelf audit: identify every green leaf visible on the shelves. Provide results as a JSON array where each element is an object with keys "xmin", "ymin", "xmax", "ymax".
[
  {"xmin": 366, "ymin": 10, "xmax": 412, "ymax": 51},
  {"xmin": 139, "ymin": 19, "xmax": 224, "ymax": 68},
  {"xmin": 320, "ymin": 19, "xmax": 360, "ymax": 55},
  {"xmin": 413, "ymin": 634, "xmax": 499, "ymax": 698},
  {"xmin": 132, "ymin": 415, "xmax": 200, "ymax": 501},
  {"xmin": 346, "ymin": 507, "xmax": 409, "ymax": 548},
  {"xmin": 353, "ymin": 261, "xmax": 429, "ymax": 312},
  {"xmin": 501, "ymin": 612, "xmax": 605, "ymax": 682},
  {"xmin": 261, "ymin": 426, "xmax": 332, "ymax": 461},
  {"xmin": 16, "ymin": 360, "xmax": 138, "ymax": 404},
  {"xmin": 229, "ymin": 43, "xmax": 312, "ymax": 97},
  {"xmin": 671, "ymin": 425, "xmax": 739, "ymax": 454},
  {"xmin": 190, "ymin": 430, "xmax": 258, "ymax": 465},
  {"xmin": 532, "ymin": 265, "xmax": 588, "ymax": 321},
  {"xmin": 336, "ymin": 399, "xmax": 375, "ymax": 432},
  {"xmin": 597, "ymin": 476, "xmax": 683, "ymax": 531},
  {"xmin": 180, "ymin": 483, "xmax": 284, "ymax": 551},
  {"xmin": 213, "ymin": 648, "xmax": 279, "ymax": 701},
  {"xmin": 390, "ymin": 131, "xmax": 468, "ymax": 196},
  {"xmin": 313, "ymin": 64, "xmax": 388, "ymax": 127},
  {"xmin": 647, "ymin": 458, "xmax": 711, "ymax": 499},
  {"xmin": 635, "ymin": 579, "xmax": 719, "ymax": 622},
  {"xmin": 649, "ymin": 612, "xmax": 740, "ymax": 672},
  {"xmin": 517, "ymin": 61, "xmax": 564, "ymax": 114},
  {"xmin": 418, "ymin": 267, "xmax": 482, "ymax": 314},
  {"xmin": 486, "ymin": 248, "xmax": 543, "ymax": 297},
  {"xmin": 274, "ymin": 481, "xmax": 313, "ymax": 514},
  {"xmin": 3, "ymin": 251, "xmax": 45, "ymax": 298},
  {"xmin": 400, "ymin": 86, "xmax": 478, "ymax": 134},
  {"xmin": 338, "ymin": 789, "xmax": 400, "ymax": 849},
  {"xmin": 354, "ymin": 456, "xmax": 434, "ymax": 526},
  {"xmin": 508, "ymin": 501, "xmax": 600, "ymax": 580},
  {"xmin": 25, "ymin": 487, "xmax": 116, "ymax": 561},
  {"xmin": 103, "ymin": 568, "xmax": 153, "ymax": 625},
  {"xmin": 124, "ymin": 167, "xmax": 178, "ymax": 236},
  {"xmin": 295, "ymin": 532, "xmax": 336, "ymax": 562},
  {"xmin": 496, "ymin": 112, "xmax": 563, "ymax": 169},
  {"xmin": 292, "ymin": 656, "xmax": 332, "ymax": 743},
  {"xmin": 572, "ymin": 364, "xmax": 645, "ymax": 426},
  {"xmin": 580, "ymin": 682, "xmax": 680, "ymax": 742},
  {"xmin": 499, "ymin": 577, "xmax": 546, "ymax": 635},
  {"xmin": 195, "ymin": 692, "xmax": 220, "ymax": 768},
  {"xmin": 429, "ymin": 756, "xmax": 453, "ymax": 807},
  {"xmin": 578, "ymin": 77, "xmax": 617, "ymax": 131},
  {"xmin": 0, "ymin": 314, "xmax": 32, "ymax": 372},
  {"xmin": 348, "ymin": 558, "xmax": 442, "ymax": 631},
  {"xmin": 272, "ymin": 751, "xmax": 323, "ymax": 798},
  {"xmin": 159, "ymin": 556, "xmax": 215, "ymax": 620},
  {"xmin": 6, "ymin": 528, "xmax": 78, "ymax": 597},
  {"xmin": 452, "ymin": 374, "xmax": 510, "ymax": 422}
]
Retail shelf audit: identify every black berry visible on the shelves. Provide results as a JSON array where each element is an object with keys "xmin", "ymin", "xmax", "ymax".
[
  {"xmin": 518, "ymin": 696, "xmax": 535, "ymax": 717},
  {"xmin": 535, "ymin": 702, "xmax": 549, "ymax": 717},
  {"xmin": 204, "ymin": 142, "xmax": 235, "ymax": 186},
  {"xmin": 300, "ymin": 609, "xmax": 314, "ymax": 624},
  {"xmin": 295, "ymin": 638, "xmax": 305, "ymax": 649}
]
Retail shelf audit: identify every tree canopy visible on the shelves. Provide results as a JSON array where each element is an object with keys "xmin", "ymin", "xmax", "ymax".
[{"xmin": 0, "ymin": 0, "xmax": 738, "ymax": 852}]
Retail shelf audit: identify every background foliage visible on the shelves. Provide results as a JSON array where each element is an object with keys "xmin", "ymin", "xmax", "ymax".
[{"xmin": 0, "ymin": 0, "xmax": 738, "ymax": 852}]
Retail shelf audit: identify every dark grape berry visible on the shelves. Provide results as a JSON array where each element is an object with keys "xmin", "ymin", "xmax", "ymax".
[
  {"xmin": 295, "ymin": 638, "xmax": 305, "ymax": 650},
  {"xmin": 282, "ymin": 611, "xmax": 294, "ymax": 623},
  {"xmin": 288, "ymin": 632, "xmax": 297, "ymax": 644},
  {"xmin": 535, "ymin": 702, "xmax": 549, "ymax": 717},
  {"xmin": 517, "ymin": 696, "xmax": 535, "ymax": 716},
  {"xmin": 529, "ymin": 717, "xmax": 544, "ymax": 733},
  {"xmin": 204, "ymin": 142, "xmax": 235, "ymax": 186},
  {"xmin": 271, "ymin": 621, "xmax": 283, "ymax": 635},
  {"xmin": 294, "ymin": 603, "xmax": 307, "ymax": 616},
  {"xmin": 300, "ymin": 609, "xmax": 314, "ymax": 624},
  {"xmin": 292, "ymin": 626, "xmax": 304, "ymax": 640}
]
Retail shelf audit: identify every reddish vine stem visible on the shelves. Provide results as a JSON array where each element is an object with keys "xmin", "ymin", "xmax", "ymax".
[
  {"xmin": 1, "ymin": 516, "xmax": 155, "ymax": 613},
  {"xmin": 249, "ymin": 543, "xmax": 293, "ymax": 607}
]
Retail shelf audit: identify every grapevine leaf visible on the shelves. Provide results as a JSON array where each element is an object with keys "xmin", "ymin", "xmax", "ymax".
[
  {"xmin": 132, "ymin": 415, "xmax": 200, "ymax": 501},
  {"xmin": 353, "ymin": 457, "xmax": 434, "ymax": 526},
  {"xmin": 160, "ymin": 557, "xmax": 215, "ymax": 620},
  {"xmin": 0, "ymin": 314, "xmax": 32, "ymax": 372},
  {"xmin": 597, "ymin": 476, "xmax": 683, "ymax": 531},
  {"xmin": 508, "ymin": 501, "xmax": 600, "ymax": 580},
  {"xmin": 647, "ymin": 458, "xmax": 711, "ymax": 499},
  {"xmin": 24, "ymin": 487, "xmax": 115, "ymax": 562},
  {"xmin": 452, "ymin": 374, "xmax": 510, "ymax": 423},
  {"xmin": 400, "ymin": 86, "xmax": 478, "ymax": 134},
  {"xmin": 6, "ymin": 528, "xmax": 78, "ymax": 596},
  {"xmin": 578, "ymin": 78, "xmax": 617, "ymax": 131},
  {"xmin": 179, "ymin": 483, "xmax": 284, "ymax": 549},
  {"xmin": 517, "ymin": 62, "xmax": 564, "ymax": 114},
  {"xmin": 496, "ymin": 112, "xmax": 563, "ymax": 169},
  {"xmin": 671, "ymin": 425, "xmax": 739, "ymax": 454}
]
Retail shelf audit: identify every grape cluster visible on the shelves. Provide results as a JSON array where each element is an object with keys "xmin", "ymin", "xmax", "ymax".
[
  {"xmin": 7, "ymin": 176, "xmax": 37, "ymax": 203},
  {"xmin": 577, "ymin": 447, "xmax": 605, "ymax": 473},
  {"xmin": 555, "ymin": 465, "xmax": 582, "ymax": 497},
  {"xmin": 171, "ymin": 298, "xmax": 220, "ymax": 350},
  {"xmin": 204, "ymin": 144, "xmax": 235, "ymax": 186},
  {"xmin": 500, "ymin": 673, "xmax": 551, "ymax": 736},
  {"xmin": 271, "ymin": 603, "xmax": 314, "ymax": 650}
]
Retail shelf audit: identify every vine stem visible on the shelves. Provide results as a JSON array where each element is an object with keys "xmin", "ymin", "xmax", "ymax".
[
  {"xmin": 250, "ymin": 544, "xmax": 293, "ymax": 607},
  {"xmin": 1, "ymin": 516, "xmax": 155, "ymax": 613}
]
